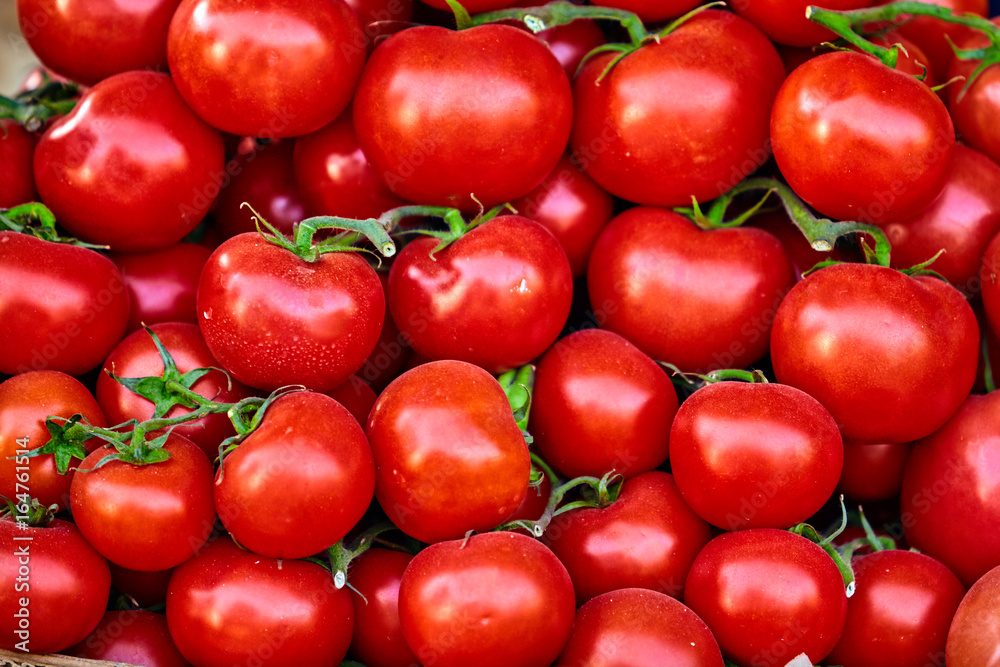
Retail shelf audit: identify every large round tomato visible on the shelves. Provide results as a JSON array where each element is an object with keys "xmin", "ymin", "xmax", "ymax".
[
  {"xmin": 347, "ymin": 548, "xmax": 418, "ymax": 667},
  {"xmin": 771, "ymin": 263, "xmax": 978, "ymax": 443},
  {"xmin": 838, "ymin": 440, "xmax": 912, "ymax": 502},
  {"xmin": 398, "ymin": 531, "xmax": 575, "ymax": 667},
  {"xmin": 353, "ymin": 24, "xmax": 572, "ymax": 209},
  {"xmin": 947, "ymin": 21, "xmax": 1000, "ymax": 167},
  {"xmin": 947, "ymin": 563, "xmax": 1000, "ymax": 667}
]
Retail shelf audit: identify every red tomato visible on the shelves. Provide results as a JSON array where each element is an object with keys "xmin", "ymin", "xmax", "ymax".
[
  {"xmin": 730, "ymin": 0, "xmax": 873, "ymax": 46},
  {"xmin": 325, "ymin": 375, "xmax": 377, "ymax": 425},
  {"xmin": 507, "ymin": 474, "xmax": 552, "ymax": 524},
  {"xmin": 572, "ymin": 11, "xmax": 784, "ymax": 207},
  {"xmin": 984, "ymin": 223, "xmax": 1000, "ymax": 335},
  {"xmin": 0, "ymin": 231, "xmax": 130, "ymax": 376},
  {"xmin": 533, "ymin": 19, "xmax": 606, "ymax": 80},
  {"xmin": 33, "ymin": 71, "xmax": 225, "ymax": 251},
  {"xmin": 750, "ymin": 210, "xmax": 854, "ymax": 282},
  {"xmin": 684, "ymin": 529, "xmax": 848, "ymax": 666},
  {"xmin": 167, "ymin": 0, "xmax": 365, "ymax": 138},
  {"xmin": 108, "ymin": 564, "xmax": 173, "ymax": 608},
  {"xmin": 669, "ymin": 381, "xmax": 844, "ymax": 530},
  {"xmin": 344, "ymin": 0, "xmax": 414, "ymax": 52},
  {"xmin": 366, "ymin": 360, "xmax": 530, "ymax": 543},
  {"xmin": 895, "ymin": 0, "xmax": 989, "ymax": 82},
  {"xmin": 530, "ymin": 329, "xmax": 679, "ymax": 479},
  {"xmin": 556, "ymin": 588, "xmax": 724, "ymax": 667},
  {"xmin": 901, "ymin": 391, "xmax": 1000, "ymax": 586},
  {"xmin": 826, "ymin": 550, "xmax": 965, "ymax": 667},
  {"xmin": 353, "ymin": 24, "xmax": 572, "ymax": 209},
  {"xmin": 398, "ymin": 531, "xmax": 575, "ymax": 667},
  {"xmin": 15, "ymin": 0, "xmax": 181, "ymax": 85},
  {"xmin": 70, "ymin": 433, "xmax": 216, "ymax": 571},
  {"xmin": 166, "ymin": 537, "xmax": 354, "ymax": 667},
  {"xmin": 0, "ymin": 120, "xmax": 37, "ymax": 207},
  {"xmin": 111, "ymin": 243, "xmax": 212, "ymax": 333},
  {"xmin": 0, "ymin": 516, "xmax": 110, "ymax": 653},
  {"xmin": 197, "ymin": 232, "xmax": 385, "ymax": 392},
  {"xmin": 947, "ymin": 21, "xmax": 1000, "ymax": 167},
  {"xmin": 96, "ymin": 322, "xmax": 255, "ymax": 458},
  {"xmin": 946, "ymin": 563, "xmax": 1000, "ymax": 666},
  {"xmin": 544, "ymin": 471, "xmax": 712, "ymax": 603},
  {"xmin": 348, "ymin": 548, "xmax": 419, "ymax": 667},
  {"xmin": 838, "ymin": 440, "xmax": 912, "ymax": 502},
  {"xmin": 587, "ymin": 207, "xmax": 793, "ymax": 372},
  {"xmin": 358, "ymin": 272, "xmax": 410, "ymax": 391},
  {"xmin": 772, "ymin": 51, "xmax": 954, "ymax": 225},
  {"xmin": 771, "ymin": 263, "xmax": 978, "ymax": 443},
  {"xmin": 68, "ymin": 610, "xmax": 190, "ymax": 667},
  {"xmin": 215, "ymin": 391, "xmax": 375, "ymax": 559},
  {"xmin": 0, "ymin": 371, "xmax": 106, "ymax": 510},
  {"xmin": 388, "ymin": 216, "xmax": 572, "ymax": 374}
]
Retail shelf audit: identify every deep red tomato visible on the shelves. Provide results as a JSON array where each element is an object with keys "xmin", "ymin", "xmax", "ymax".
[
  {"xmin": 358, "ymin": 272, "xmax": 410, "ymax": 391},
  {"xmin": 530, "ymin": 329, "xmax": 679, "ymax": 479},
  {"xmin": 669, "ymin": 381, "xmax": 843, "ymax": 530},
  {"xmin": 215, "ymin": 391, "xmax": 375, "ymax": 559},
  {"xmin": 0, "ymin": 371, "xmax": 106, "ymax": 510},
  {"xmin": 70, "ymin": 433, "xmax": 216, "ymax": 571},
  {"xmin": 197, "ymin": 232, "xmax": 384, "ymax": 392},
  {"xmin": 16, "ymin": 0, "xmax": 181, "ymax": 85},
  {"xmin": 345, "ymin": 0, "xmax": 414, "ymax": 52},
  {"xmin": 167, "ymin": 0, "xmax": 365, "ymax": 138},
  {"xmin": 684, "ymin": 529, "xmax": 848, "ymax": 667},
  {"xmin": 111, "ymin": 243, "xmax": 212, "ymax": 333},
  {"xmin": 946, "ymin": 563, "xmax": 1000, "ymax": 667},
  {"xmin": 166, "ymin": 537, "xmax": 354, "ymax": 667},
  {"xmin": 730, "ymin": 0, "xmax": 873, "ymax": 46},
  {"xmin": 838, "ymin": 440, "xmax": 912, "ymax": 502},
  {"xmin": 587, "ymin": 207, "xmax": 793, "ymax": 372},
  {"xmin": 325, "ymin": 375, "xmax": 377, "ymax": 425},
  {"xmin": 0, "ymin": 516, "xmax": 110, "ymax": 653},
  {"xmin": 533, "ymin": 19, "xmax": 606, "ymax": 80},
  {"xmin": 777, "ymin": 31, "xmax": 936, "ymax": 83},
  {"xmin": 353, "ymin": 24, "xmax": 572, "ymax": 210},
  {"xmin": 556, "ymin": 588, "xmax": 724, "ymax": 667},
  {"xmin": 508, "ymin": 474, "xmax": 552, "ymax": 524},
  {"xmin": 0, "ymin": 120, "xmax": 37, "ymax": 207},
  {"xmin": 544, "ymin": 471, "xmax": 712, "ymax": 603},
  {"xmin": 398, "ymin": 531, "xmax": 575, "ymax": 667},
  {"xmin": 108, "ymin": 563, "xmax": 173, "ymax": 608},
  {"xmin": 984, "ymin": 226, "xmax": 1000, "ymax": 334},
  {"xmin": 901, "ymin": 391, "xmax": 1000, "ymax": 586},
  {"xmin": 366, "ymin": 360, "xmax": 530, "ymax": 543},
  {"xmin": 750, "ymin": 210, "xmax": 855, "ymax": 282},
  {"xmin": 896, "ymin": 0, "xmax": 989, "ymax": 81},
  {"xmin": 772, "ymin": 51, "xmax": 954, "ymax": 225},
  {"xmin": 826, "ymin": 550, "xmax": 965, "ymax": 667},
  {"xmin": 68, "ymin": 610, "xmax": 191, "ymax": 667},
  {"xmin": 771, "ymin": 263, "xmax": 978, "ymax": 443},
  {"xmin": 947, "ymin": 22, "xmax": 1000, "ymax": 167},
  {"xmin": 33, "ymin": 71, "xmax": 225, "ymax": 251},
  {"xmin": 389, "ymin": 216, "xmax": 572, "ymax": 374},
  {"xmin": 347, "ymin": 548, "xmax": 419, "ymax": 667},
  {"xmin": 96, "ymin": 322, "xmax": 255, "ymax": 459},
  {"xmin": 572, "ymin": 10, "xmax": 784, "ymax": 207},
  {"xmin": 0, "ymin": 231, "xmax": 130, "ymax": 376}
]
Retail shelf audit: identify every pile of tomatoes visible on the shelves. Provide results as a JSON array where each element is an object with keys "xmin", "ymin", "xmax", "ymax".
[{"xmin": 2, "ymin": 0, "xmax": 1000, "ymax": 665}]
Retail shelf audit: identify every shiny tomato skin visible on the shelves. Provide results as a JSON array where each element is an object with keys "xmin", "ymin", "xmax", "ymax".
[
  {"xmin": 0, "ymin": 120, "xmax": 37, "ymax": 207},
  {"xmin": 544, "ymin": 471, "xmax": 712, "ymax": 603},
  {"xmin": 771, "ymin": 263, "xmax": 978, "ymax": 443},
  {"xmin": 67, "ymin": 610, "xmax": 190, "ymax": 667},
  {"xmin": 0, "ymin": 232, "xmax": 130, "ymax": 376},
  {"xmin": 0, "ymin": 517, "xmax": 111, "ymax": 654},
  {"xmin": 571, "ymin": 11, "xmax": 784, "ymax": 207},
  {"xmin": 70, "ymin": 433, "xmax": 216, "ymax": 571},
  {"xmin": 348, "ymin": 548, "xmax": 419, "ymax": 667},
  {"xmin": 901, "ymin": 392, "xmax": 1000, "ymax": 586},
  {"xmin": 826, "ymin": 550, "xmax": 965, "ymax": 667},
  {"xmin": 166, "ymin": 537, "xmax": 354, "ymax": 667},
  {"xmin": 33, "ymin": 71, "xmax": 225, "ymax": 251},
  {"xmin": 326, "ymin": 375, "xmax": 377, "ymax": 426},
  {"xmin": 388, "ymin": 216, "xmax": 572, "ymax": 375},
  {"xmin": 772, "ymin": 51, "xmax": 954, "ymax": 225},
  {"xmin": 111, "ymin": 243, "xmax": 212, "ymax": 333},
  {"xmin": 947, "ymin": 563, "xmax": 1000, "ymax": 667},
  {"xmin": 529, "ymin": 329, "xmax": 678, "ymax": 480},
  {"xmin": 587, "ymin": 207, "xmax": 793, "ymax": 373},
  {"xmin": 354, "ymin": 24, "xmax": 572, "ymax": 210},
  {"xmin": 684, "ymin": 529, "xmax": 848, "ymax": 667},
  {"xmin": 947, "ymin": 23, "xmax": 1000, "ymax": 167},
  {"xmin": 730, "ymin": 0, "xmax": 873, "ymax": 46},
  {"xmin": 358, "ymin": 271, "xmax": 409, "ymax": 392},
  {"xmin": 669, "ymin": 381, "xmax": 843, "ymax": 530},
  {"xmin": 398, "ymin": 531, "xmax": 575, "ymax": 667},
  {"xmin": 167, "ymin": 0, "xmax": 364, "ymax": 138},
  {"xmin": 366, "ymin": 361, "xmax": 530, "ymax": 544},
  {"xmin": 197, "ymin": 232, "xmax": 384, "ymax": 392},
  {"xmin": 533, "ymin": 19, "xmax": 606, "ymax": 80},
  {"xmin": 896, "ymin": 0, "xmax": 989, "ymax": 82},
  {"xmin": 215, "ymin": 391, "xmax": 375, "ymax": 560},
  {"xmin": 0, "ymin": 371, "xmax": 106, "ymax": 510},
  {"xmin": 838, "ymin": 440, "xmax": 912, "ymax": 502},
  {"xmin": 96, "ymin": 322, "xmax": 255, "ymax": 458},
  {"xmin": 556, "ymin": 588, "xmax": 724, "ymax": 667}
]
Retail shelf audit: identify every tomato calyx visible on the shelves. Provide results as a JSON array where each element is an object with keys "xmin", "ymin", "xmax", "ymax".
[
  {"xmin": 0, "ymin": 74, "xmax": 80, "ymax": 132},
  {"xmin": 0, "ymin": 202, "xmax": 108, "ymax": 249},
  {"xmin": 384, "ymin": 202, "xmax": 509, "ymax": 256},
  {"xmin": 1, "ymin": 495, "xmax": 57, "ymax": 528},
  {"xmin": 498, "ymin": 364, "xmax": 535, "ymax": 444},
  {"xmin": 789, "ymin": 496, "xmax": 857, "ymax": 597},
  {"xmin": 22, "ymin": 413, "xmax": 95, "ymax": 475},
  {"xmin": 835, "ymin": 506, "xmax": 898, "ymax": 561},
  {"xmin": 243, "ymin": 203, "xmax": 396, "ymax": 263}
]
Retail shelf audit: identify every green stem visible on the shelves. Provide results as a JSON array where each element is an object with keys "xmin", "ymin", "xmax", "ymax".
[
  {"xmin": 472, "ymin": 1, "xmax": 650, "ymax": 45},
  {"xmin": 982, "ymin": 324, "xmax": 996, "ymax": 393},
  {"xmin": 326, "ymin": 522, "xmax": 401, "ymax": 590},
  {"xmin": 790, "ymin": 496, "xmax": 856, "ymax": 597},
  {"xmin": 659, "ymin": 363, "xmax": 768, "ymax": 386},
  {"xmin": 1, "ymin": 202, "xmax": 106, "ymax": 248},
  {"xmin": 498, "ymin": 365, "xmax": 536, "ymax": 443}
]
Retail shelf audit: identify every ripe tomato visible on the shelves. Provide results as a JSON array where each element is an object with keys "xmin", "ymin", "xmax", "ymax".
[
  {"xmin": 897, "ymin": 0, "xmax": 989, "ymax": 81},
  {"xmin": 572, "ymin": 10, "xmax": 784, "ymax": 207},
  {"xmin": 197, "ymin": 232, "xmax": 384, "ymax": 392},
  {"xmin": 347, "ymin": 548, "xmax": 419, "ymax": 667},
  {"xmin": 750, "ymin": 210, "xmax": 854, "ymax": 282},
  {"xmin": 772, "ymin": 51, "xmax": 954, "ymax": 225},
  {"xmin": 947, "ymin": 21, "xmax": 1000, "ymax": 167},
  {"xmin": 0, "ymin": 120, "xmax": 37, "ymax": 207},
  {"xmin": 353, "ymin": 24, "xmax": 572, "ymax": 209},
  {"xmin": 730, "ymin": 0, "xmax": 873, "ymax": 46},
  {"xmin": 984, "ymin": 229, "xmax": 1000, "ymax": 333},
  {"xmin": 166, "ymin": 537, "xmax": 354, "ymax": 667},
  {"xmin": 529, "ymin": 329, "xmax": 679, "ymax": 479},
  {"xmin": 388, "ymin": 216, "xmax": 572, "ymax": 374},
  {"xmin": 398, "ymin": 531, "xmax": 575, "ymax": 667},
  {"xmin": 358, "ymin": 271, "xmax": 410, "ymax": 391},
  {"xmin": 366, "ymin": 360, "xmax": 530, "ymax": 543},
  {"xmin": 108, "ymin": 564, "xmax": 173, "ymax": 608},
  {"xmin": 67, "ymin": 610, "xmax": 190, "ymax": 667},
  {"xmin": 771, "ymin": 263, "xmax": 978, "ymax": 443},
  {"xmin": 532, "ymin": 19, "xmax": 605, "ymax": 80},
  {"xmin": 946, "ymin": 563, "xmax": 1000, "ymax": 667},
  {"xmin": 838, "ymin": 440, "xmax": 912, "ymax": 502},
  {"xmin": 587, "ymin": 207, "xmax": 793, "ymax": 372},
  {"xmin": 326, "ymin": 375, "xmax": 377, "ymax": 425},
  {"xmin": 110, "ymin": 243, "xmax": 211, "ymax": 333},
  {"xmin": 0, "ymin": 231, "xmax": 130, "ymax": 376},
  {"xmin": 33, "ymin": 71, "xmax": 225, "ymax": 251}
]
